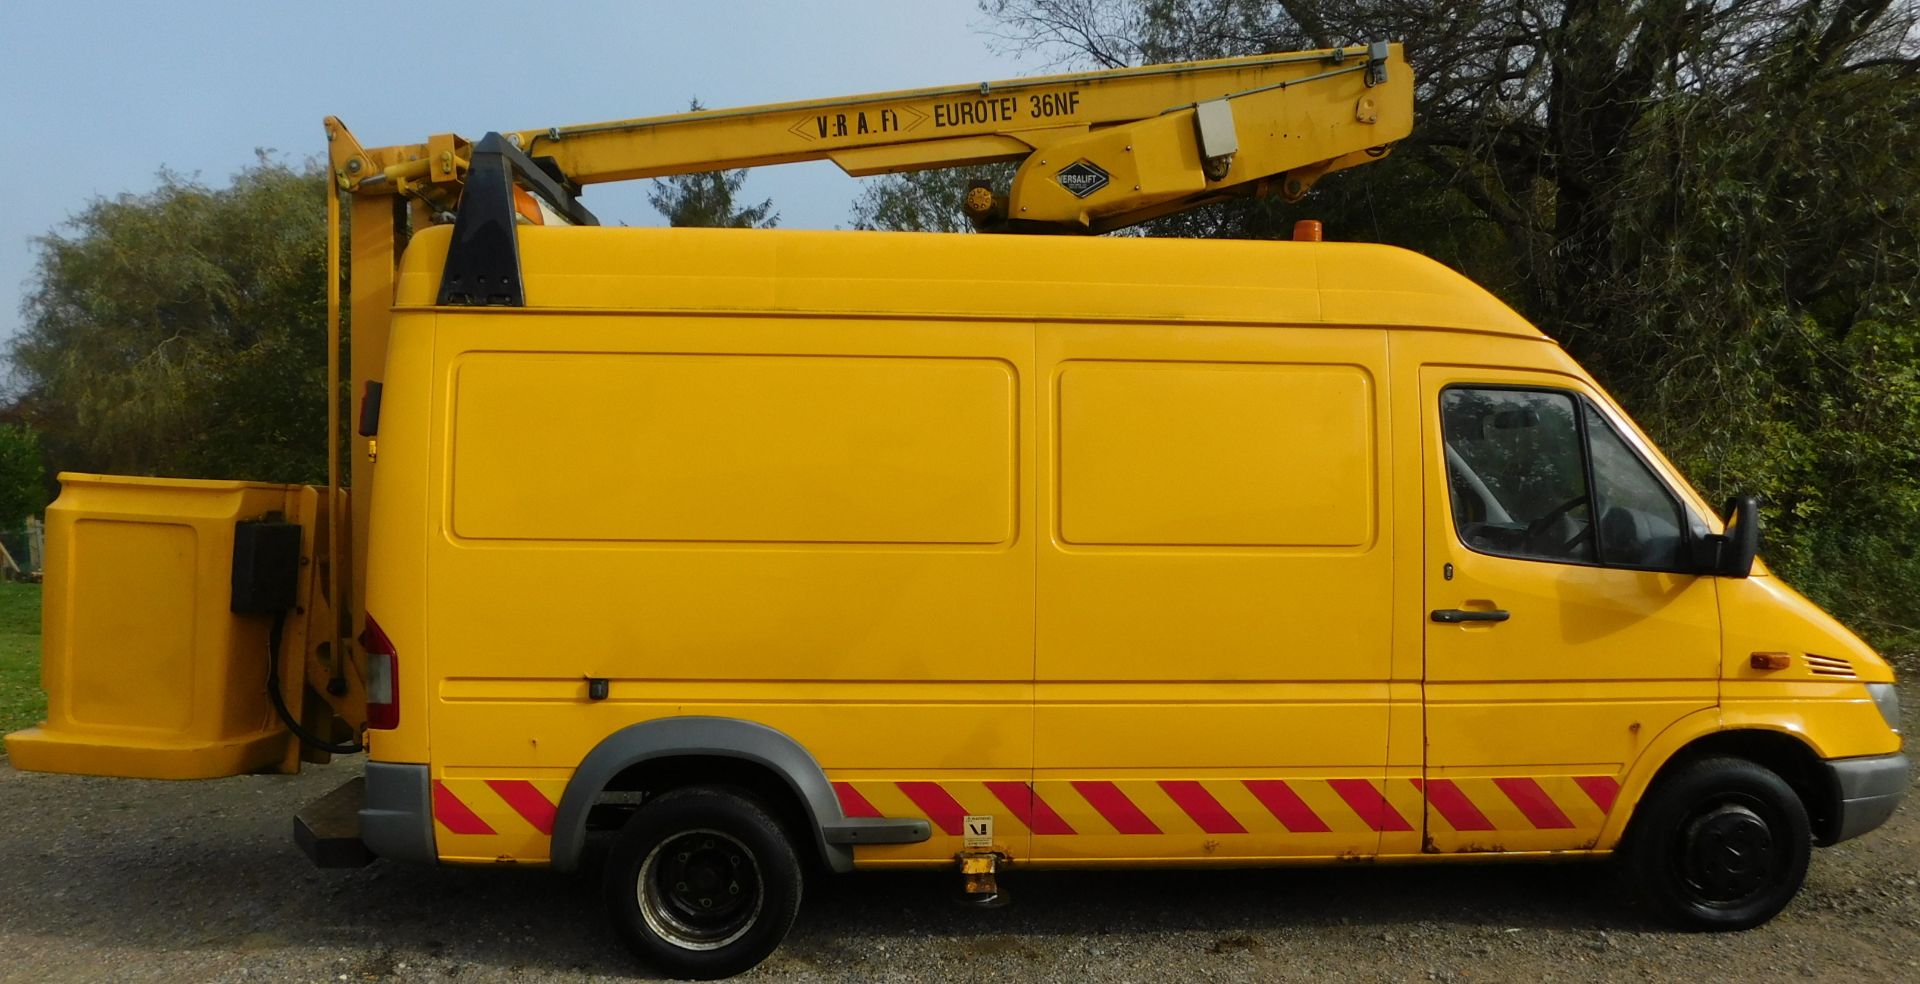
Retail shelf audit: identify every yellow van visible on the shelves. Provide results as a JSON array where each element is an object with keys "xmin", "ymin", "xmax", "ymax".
[{"xmin": 342, "ymin": 221, "xmax": 1903, "ymax": 977}]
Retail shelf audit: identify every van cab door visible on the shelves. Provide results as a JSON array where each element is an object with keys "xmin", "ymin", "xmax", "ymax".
[{"xmin": 1416, "ymin": 362, "xmax": 1719, "ymax": 853}]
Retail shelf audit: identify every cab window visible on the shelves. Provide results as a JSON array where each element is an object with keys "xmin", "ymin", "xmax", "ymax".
[
  {"xmin": 1583, "ymin": 403, "xmax": 1687, "ymax": 569},
  {"xmin": 1441, "ymin": 387, "xmax": 1687, "ymax": 570}
]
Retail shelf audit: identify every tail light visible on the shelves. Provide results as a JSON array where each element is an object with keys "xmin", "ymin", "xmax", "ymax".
[{"xmin": 360, "ymin": 615, "xmax": 399, "ymax": 730}]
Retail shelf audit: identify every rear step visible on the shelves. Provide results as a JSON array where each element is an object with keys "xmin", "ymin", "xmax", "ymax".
[{"xmin": 294, "ymin": 776, "xmax": 374, "ymax": 868}]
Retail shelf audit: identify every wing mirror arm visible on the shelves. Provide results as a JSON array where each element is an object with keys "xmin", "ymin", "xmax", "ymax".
[{"xmin": 1692, "ymin": 495, "xmax": 1761, "ymax": 578}]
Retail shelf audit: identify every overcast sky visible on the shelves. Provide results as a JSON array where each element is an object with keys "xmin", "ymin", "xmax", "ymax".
[{"xmin": 0, "ymin": 1, "xmax": 1044, "ymax": 344}]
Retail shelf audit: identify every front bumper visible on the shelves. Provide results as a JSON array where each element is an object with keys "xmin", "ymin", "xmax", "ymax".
[{"xmin": 1824, "ymin": 752, "xmax": 1909, "ymax": 843}]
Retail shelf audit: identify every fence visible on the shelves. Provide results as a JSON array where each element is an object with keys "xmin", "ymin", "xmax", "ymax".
[{"xmin": 0, "ymin": 519, "xmax": 43, "ymax": 582}]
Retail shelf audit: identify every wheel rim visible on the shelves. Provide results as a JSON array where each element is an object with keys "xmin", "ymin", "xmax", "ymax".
[
  {"xmin": 637, "ymin": 828, "xmax": 764, "ymax": 951},
  {"xmin": 1676, "ymin": 796, "xmax": 1781, "ymax": 908}
]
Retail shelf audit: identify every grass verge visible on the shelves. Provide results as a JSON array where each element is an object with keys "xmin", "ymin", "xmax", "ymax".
[{"xmin": 0, "ymin": 580, "xmax": 44, "ymax": 736}]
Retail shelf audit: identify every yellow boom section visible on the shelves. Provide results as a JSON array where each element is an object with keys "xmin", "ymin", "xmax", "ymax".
[{"xmin": 329, "ymin": 42, "xmax": 1411, "ymax": 234}]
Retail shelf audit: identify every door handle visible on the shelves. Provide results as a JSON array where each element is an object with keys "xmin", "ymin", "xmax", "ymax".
[{"xmin": 1430, "ymin": 608, "xmax": 1510, "ymax": 623}]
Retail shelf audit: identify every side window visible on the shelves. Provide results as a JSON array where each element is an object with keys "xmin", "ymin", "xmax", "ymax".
[
  {"xmin": 1584, "ymin": 404, "xmax": 1686, "ymax": 569},
  {"xmin": 1440, "ymin": 386, "xmax": 1690, "ymax": 570},
  {"xmin": 1440, "ymin": 389, "xmax": 1594, "ymax": 563}
]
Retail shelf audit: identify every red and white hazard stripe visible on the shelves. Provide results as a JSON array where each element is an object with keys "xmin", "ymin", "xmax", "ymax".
[
  {"xmin": 834, "ymin": 774, "xmax": 1619, "ymax": 841},
  {"xmin": 428, "ymin": 771, "xmax": 1624, "ymax": 863}
]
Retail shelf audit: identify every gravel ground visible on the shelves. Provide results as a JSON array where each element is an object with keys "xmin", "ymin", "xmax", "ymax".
[{"xmin": 3, "ymin": 679, "xmax": 1915, "ymax": 984}]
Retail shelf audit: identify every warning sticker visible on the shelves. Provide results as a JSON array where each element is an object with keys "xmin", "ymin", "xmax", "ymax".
[
  {"xmin": 963, "ymin": 815, "xmax": 994, "ymax": 848},
  {"xmin": 1056, "ymin": 160, "xmax": 1111, "ymax": 198}
]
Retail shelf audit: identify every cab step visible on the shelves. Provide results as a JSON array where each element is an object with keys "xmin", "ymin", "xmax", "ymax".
[{"xmin": 294, "ymin": 776, "xmax": 374, "ymax": 868}]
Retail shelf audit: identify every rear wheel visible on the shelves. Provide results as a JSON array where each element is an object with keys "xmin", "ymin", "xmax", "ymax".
[
  {"xmin": 1623, "ymin": 756, "xmax": 1811, "ymax": 930},
  {"xmin": 603, "ymin": 786, "xmax": 802, "ymax": 979}
]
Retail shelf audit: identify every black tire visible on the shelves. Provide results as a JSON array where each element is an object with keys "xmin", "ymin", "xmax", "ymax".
[
  {"xmin": 1622, "ymin": 756, "xmax": 1811, "ymax": 930},
  {"xmin": 603, "ymin": 786, "xmax": 803, "ymax": 980}
]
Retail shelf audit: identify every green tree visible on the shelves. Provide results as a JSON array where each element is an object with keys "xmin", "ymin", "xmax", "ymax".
[
  {"xmin": 851, "ymin": 164, "xmax": 1014, "ymax": 233},
  {"xmin": 648, "ymin": 170, "xmax": 780, "ymax": 228},
  {"xmin": 11, "ymin": 155, "xmax": 330, "ymax": 484},
  {"xmin": 0, "ymin": 425, "xmax": 46, "ymax": 526},
  {"xmin": 647, "ymin": 102, "xmax": 779, "ymax": 229}
]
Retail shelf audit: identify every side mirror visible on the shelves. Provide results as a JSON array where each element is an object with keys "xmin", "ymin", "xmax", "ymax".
[{"xmin": 1693, "ymin": 495, "xmax": 1761, "ymax": 577}]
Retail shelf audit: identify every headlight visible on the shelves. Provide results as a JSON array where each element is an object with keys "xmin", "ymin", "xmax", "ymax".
[{"xmin": 1868, "ymin": 682, "xmax": 1902, "ymax": 734}]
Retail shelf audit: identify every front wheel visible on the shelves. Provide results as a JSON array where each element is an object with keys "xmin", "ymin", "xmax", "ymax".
[
  {"xmin": 603, "ymin": 786, "xmax": 803, "ymax": 979},
  {"xmin": 1622, "ymin": 756, "xmax": 1811, "ymax": 930}
]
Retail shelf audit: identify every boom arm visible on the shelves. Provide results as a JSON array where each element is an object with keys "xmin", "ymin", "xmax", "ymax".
[{"xmin": 328, "ymin": 41, "xmax": 1411, "ymax": 235}]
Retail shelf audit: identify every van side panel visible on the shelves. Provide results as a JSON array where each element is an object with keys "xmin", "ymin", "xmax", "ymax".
[
  {"xmin": 1032, "ymin": 324, "xmax": 1401, "ymax": 862},
  {"xmin": 451, "ymin": 354, "xmax": 1015, "ymax": 545},
  {"xmin": 421, "ymin": 313, "xmax": 1035, "ymax": 865}
]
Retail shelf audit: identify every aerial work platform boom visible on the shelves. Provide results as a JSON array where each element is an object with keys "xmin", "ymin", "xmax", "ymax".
[{"xmin": 326, "ymin": 41, "xmax": 1411, "ymax": 235}]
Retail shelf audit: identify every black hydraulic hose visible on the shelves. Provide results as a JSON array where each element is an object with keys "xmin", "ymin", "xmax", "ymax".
[{"xmin": 267, "ymin": 611, "xmax": 364, "ymax": 755}]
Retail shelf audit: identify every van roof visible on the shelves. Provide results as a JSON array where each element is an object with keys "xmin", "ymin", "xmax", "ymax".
[{"xmin": 395, "ymin": 225, "xmax": 1542, "ymax": 338}]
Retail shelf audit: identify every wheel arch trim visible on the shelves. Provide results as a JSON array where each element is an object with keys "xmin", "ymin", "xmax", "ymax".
[
  {"xmin": 550, "ymin": 716, "xmax": 927, "ymax": 874},
  {"xmin": 1600, "ymin": 707, "xmax": 1840, "ymax": 848}
]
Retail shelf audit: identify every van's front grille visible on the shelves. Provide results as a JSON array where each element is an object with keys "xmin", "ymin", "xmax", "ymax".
[{"xmin": 1804, "ymin": 653, "xmax": 1857, "ymax": 678}]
